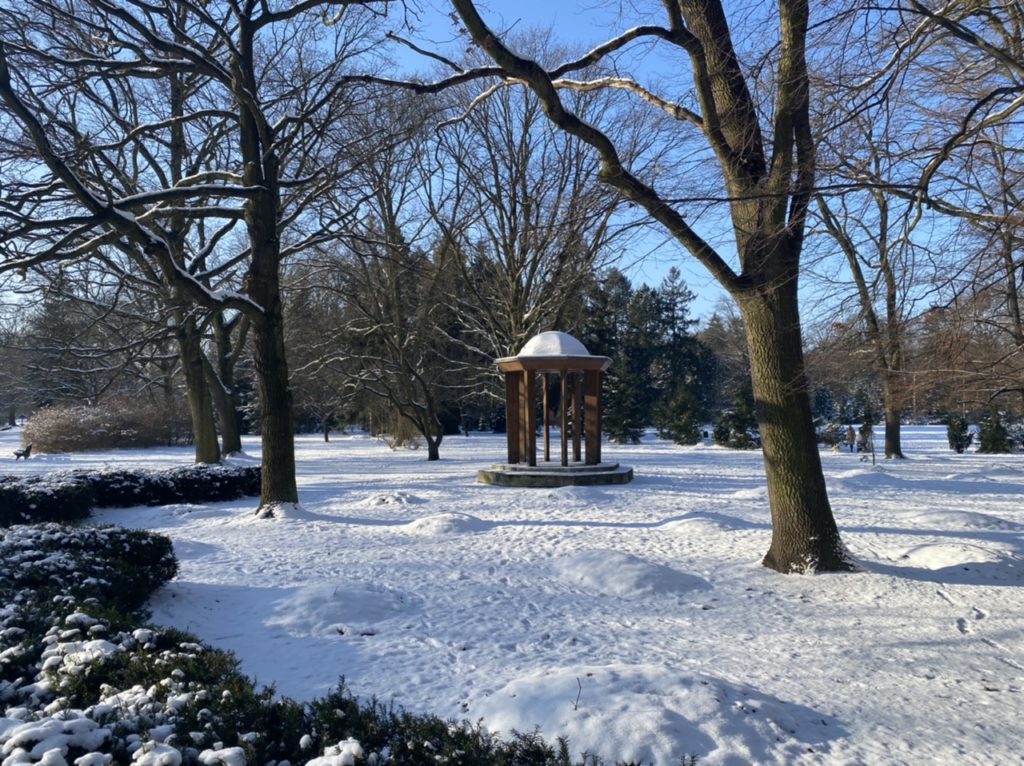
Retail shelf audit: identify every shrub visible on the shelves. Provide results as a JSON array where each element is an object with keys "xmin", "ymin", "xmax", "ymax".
[
  {"xmin": 1008, "ymin": 419, "xmax": 1024, "ymax": 451},
  {"xmin": 713, "ymin": 412, "xmax": 760, "ymax": 450},
  {"xmin": 0, "ymin": 523, "xmax": 178, "ymax": 614},
  {"xmin": 0, "ymin": 475, "xmax": 93, "ymax": 527},
  {"xmin": 946, "ymin": 414, "xmax": 972, "ymax": 453},
  {"xmin": 74, "ymin": 464, "xmax": 262, "ymax": 507},
  {"xmin": 977, "ymin": 408, "xmax": 1011, "ymax": 454},
  {"xmin": 0, "ymin": 465, "xmax": 260, "ymax": 527},
  {"xmin": 23, "ymin": 396, "xmax": 192, "ymax": 453},
  {"xmin": 818, "ymin": 421, "xmax": 844, "ymax": 447}
]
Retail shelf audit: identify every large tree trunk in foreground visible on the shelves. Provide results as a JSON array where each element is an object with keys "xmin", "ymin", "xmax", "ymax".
[{"xmin": 739, "ymin": 288, "xmax": 851, "ymax": 573}]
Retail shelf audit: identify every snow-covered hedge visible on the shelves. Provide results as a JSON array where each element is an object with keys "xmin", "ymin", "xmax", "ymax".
[
  {"xmin": 0, "ymin": 478, "xmax": 92, "ymax": 528},
  {"xmin": 1, "ymin": 525, "xmax": 652, "ymax": 766},
  {"xmin": 0, "ymin": 466, "xmax": 261, "ymax": 528},
  {"xmin": 72, "ymin": 465, "xmax": 261, "ymax": 509}
]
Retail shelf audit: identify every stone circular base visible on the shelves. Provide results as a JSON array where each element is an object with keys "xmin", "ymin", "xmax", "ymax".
[{"xmin": 477, "ymin": 462, "xmax": 634, "ymax": 487}]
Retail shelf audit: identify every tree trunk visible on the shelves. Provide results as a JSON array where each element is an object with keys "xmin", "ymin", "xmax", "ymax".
[
  {"xmin": 882, "ymin": 371, "xmax": 904, "ymax": 459},
  {"xmin": 178, "ymin": 316, "xmax": 220, "ymax": 464},
  {"xmin": 426, "ymin": 432, "xmax": 442, "ymax": 461},
  {"xmin": 251, "ymin": 304, "xmax": 298, "ymax": 509},
  {"xmin": 739, "ymin": 289, "xmax": 852, "ymax": 573},
  {"xmin": 207, "ymin": 314, "xmax": 246, "ymax": 455},
  {"xmin": 203, "ymin": 353, "xmax": 243, "ymax": 455}
]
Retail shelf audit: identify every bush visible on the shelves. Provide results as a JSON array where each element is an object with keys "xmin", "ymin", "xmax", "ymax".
[
  {"xmin": 74, "ymin": 464, "xmax": 262, "ymax": 508},
  {"xmin": 0, "ymin": 465, "xmax": 261, "ymax": 527},
  {"xmin": 1008, "ymin": 419, "xmax": 1024, "ymax": 451},
  {"xmin": 946, "ymin": 414, "xmax": 972, "ymax": 453},
  {"xmin": 818, "ymin": 421, "xmax": 844, "ymax": 447},
  {"xmin": 23, "ymin": 396, "xmax": 193, "ymax": 453},
  {"xmin": 0, "ymin": 523, "xmax": 178, "ymax": 614},
  {"xmin": 977, "ymin": 408, "xmax": 1011, "ymax": 454},
  {"xmin": 713, "ymin": 411, "xmax": 760, "ymax": 450},
  {"xmin": 0, "ymin": 474, "xmax": 93, "ymax": 526}
]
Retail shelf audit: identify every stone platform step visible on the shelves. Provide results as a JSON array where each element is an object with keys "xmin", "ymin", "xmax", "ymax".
[{"xmin": 477, "ymin": 462, "xmax": 634, "ymax": 487}]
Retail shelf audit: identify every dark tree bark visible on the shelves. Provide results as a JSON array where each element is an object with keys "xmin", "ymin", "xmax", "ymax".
[
  {"xmin": 204, "ymin": 313, "xmax": 248, "ymax": 456},
  {"xmin": 178, "ymin": 313, "xmax": 221, "ymax": 464}
]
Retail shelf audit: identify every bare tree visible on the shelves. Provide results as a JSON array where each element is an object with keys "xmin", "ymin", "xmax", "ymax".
[
  {"xmin": 0, "ymin": 0, "xmax": 382, "ymax": 513},
  {"xmin": 812, "ymin": 116, "xmax": 940, "ymax": 458},
  {"xmin": 393, "ymin": 0, "xmax": 852, "ymax": 571},
  {"xmin": 428, "ymin": 41, "xmax": 629, "ymax": 364}
]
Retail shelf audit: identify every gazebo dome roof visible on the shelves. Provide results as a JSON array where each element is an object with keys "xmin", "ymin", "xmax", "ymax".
[{"xmin": 518, "ymin": 331, "xmax": 591, "ymax": 357}]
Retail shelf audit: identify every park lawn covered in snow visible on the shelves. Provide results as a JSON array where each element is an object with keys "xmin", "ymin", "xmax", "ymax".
[{"xmin": 2, "ymin": 426, "xmax": 1022, "ymax": 765}]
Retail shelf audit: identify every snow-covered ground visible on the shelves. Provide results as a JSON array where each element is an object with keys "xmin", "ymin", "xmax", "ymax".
[{"xmin": 2, "ymin": 426, "xmax": 1022, "ymax": 765}]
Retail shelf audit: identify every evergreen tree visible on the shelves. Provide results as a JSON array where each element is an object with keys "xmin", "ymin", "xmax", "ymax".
[
  {"xmin": 713, "ymin": 383, "xmax": 760, "ymax": 449},
  {"xmin": 655, "ymin": 385, "xmax": 702, "ymax": 445},
  {"xmin": 977, "ymin": 407, "xmax": 1011, "ymax": 453},
  {"xmin": 603, "ymin": 353, "xmax": 646, "ymax": 443},
  {"xmin": 579, "ymin": 269, "xmax": 645, "ymax": 442},
  {"xmin": 946, "ymin": 414, "xmax": 973, "ymax": 453},
  {"xmin": 578, "ymin": 266, "xmax": 710, "ymax": 443}
]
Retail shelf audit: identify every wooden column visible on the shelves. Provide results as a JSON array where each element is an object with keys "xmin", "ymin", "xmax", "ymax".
[
  {"xmin": 560, "ymin": 369, "xmax": 569, "ymax": 467},
  {"xmin": 505, "ymin": 372, "xmax": 520, "ymax": 464},
  {"xmin": 584, "ymin": 369, "xmax": 602, "ymax": 465},
  {"xmin": 524, "ymin": 370, "xmax": 537, "ymax": 466},
  {"xmin": 573, "ymin": 372, "xmax": 583, "ymax": 463},
  {"xmin": 542, "ymin": 372, "xmax": 550, "ymax": 462}
]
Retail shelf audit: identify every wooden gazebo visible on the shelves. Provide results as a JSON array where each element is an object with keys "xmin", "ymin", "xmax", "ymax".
[{"xmin": 478, "ymin": 332, "xmax": 633, "ymax": 487}]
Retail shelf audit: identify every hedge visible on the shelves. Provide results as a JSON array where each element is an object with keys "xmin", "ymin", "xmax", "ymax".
[{"xmin": 0, "ymin": 464, "xmax": 261, "ymax": 527}]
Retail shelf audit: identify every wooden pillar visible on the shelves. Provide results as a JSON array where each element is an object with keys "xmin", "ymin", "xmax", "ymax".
[
  {"xmin": 542, "ymin": 372, "xmax": 550, "ymax": 462},
  {"xmin": 505, "ymin": 372, "xmax": 520, "ymax": 464},
  {"xmin": 584, "ymin": 369, "xmax": 602, "ymax": 465},
  {"xmin": 573, "ymin": 372, "xmax": 583, "ymax": 463},
  {"xmin": 524, "ymin": 370, "xmax": 537, "ymax": 466},
  {"xmin": 560, "ymin": 369, "xmax": 569, "ymax": 467}
]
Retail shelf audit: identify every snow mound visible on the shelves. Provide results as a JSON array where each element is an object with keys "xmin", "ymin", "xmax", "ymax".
[
  {"xmin": 832, "ymin": 469, "xmax": 902, "ymax": 489},
  {"xmin": 898, "ymin": 543, "xmax": 1005, "ymax": 570},
  {"xmin": 361, "ymin": 491, "xmax": 425, "ymax": 506},
  {"xmin": 404, "ymin": 512, "xmax": 491, "ymax": 535},
  {"xmin": 940, "ymin": 472, "xmax": 995, "ymax": 482},
  {"xmin": 248, "ymin": 502, "xmax": 321, "ymax": 521},
  {"xmin": 471, "ymin": 665, "xmax": 841, "ymax": 765},
  {"xmin": 266, "ymin": 584, "xmax": 420, "ymax": 637},
  {"xmin": 730, "ymin": 486, "xmax": 767, "ymax": 500},
  {"xmin": 662, "ymin": 512, "xmax": 753, "ymax": 534},
  {"xmin": 552, "ymin": 550, "xmax": 710, "ymax": 598},
  {"xmin": 905, "ymin": 509, "xmax": 1023, "ymax": 530}
]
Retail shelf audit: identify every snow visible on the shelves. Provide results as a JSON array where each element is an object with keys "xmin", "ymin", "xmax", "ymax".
[
  {"xmin": 516, "ymin": 331, "xmax": 592, "ymax": 357},
  {"xmin": 3, "ymin": 427, "xmax": 1024, "ymax": 764}
]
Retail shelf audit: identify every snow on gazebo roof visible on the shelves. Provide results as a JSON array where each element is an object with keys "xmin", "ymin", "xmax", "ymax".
[
  {"xmin": 495, "ymin": 331, "xmax": 610, "ymax": 372},
  {"xmin": 518, "ymin": 331, "xmax": 591, "ymax": 357}
]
